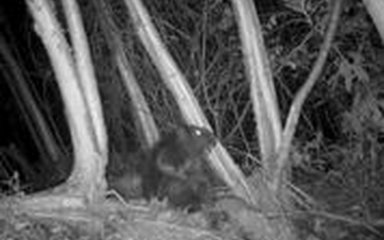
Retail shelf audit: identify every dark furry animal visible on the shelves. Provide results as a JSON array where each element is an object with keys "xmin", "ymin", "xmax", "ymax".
[
  {"xmin": 111, "ymin": 125, "xmax": 218, "ymax": 210},
  {"xmin": 154, "ymin": 125, "xmax": 216, "ymax": 180},
  {"xmin": 142, "ymin": 125, "xmax": 217, "ymax": 208}
]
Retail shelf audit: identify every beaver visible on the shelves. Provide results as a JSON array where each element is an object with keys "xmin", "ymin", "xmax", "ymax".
[{"xmin": 110, "ymin": 125, "xmax": 218, "ymax": 210}]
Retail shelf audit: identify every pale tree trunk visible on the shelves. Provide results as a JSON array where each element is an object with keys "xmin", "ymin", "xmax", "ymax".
[
  {"xmin": 230, "ymin": 0, "xmax": 343, "ymax": 239},
  {"xmin": 363, "ymin": 0, "xmax": 384, "ymax": 43},
  {"xmin": 18, "ymin": 0, "xmax": 108, "ymax": 211}
]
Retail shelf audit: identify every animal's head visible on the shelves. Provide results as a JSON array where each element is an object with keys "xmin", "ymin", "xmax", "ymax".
[{"xmin": 176, "ymin": 125, "xmax": 217, "ymax": 155}]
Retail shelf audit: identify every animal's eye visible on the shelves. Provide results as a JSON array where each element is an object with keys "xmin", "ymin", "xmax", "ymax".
[{"xmin": 194, "ymin": 129, "xmax": 202, "ymax": 136}]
